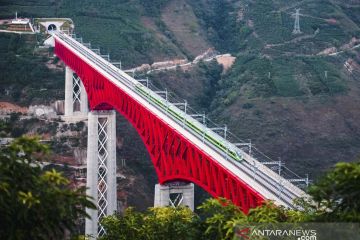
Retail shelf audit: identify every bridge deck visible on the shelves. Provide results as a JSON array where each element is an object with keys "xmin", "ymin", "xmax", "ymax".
[{"xmin": 53, "ymin": 31, "xmax": 308, "ymax": 210}]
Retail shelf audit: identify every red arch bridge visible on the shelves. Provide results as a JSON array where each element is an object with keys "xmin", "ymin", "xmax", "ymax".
[{"xmin": 52, "ymin": 31, "xmax": 308, "ymax": 238}]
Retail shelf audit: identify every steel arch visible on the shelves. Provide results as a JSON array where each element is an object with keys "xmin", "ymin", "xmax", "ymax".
[{"xmin": 55, "ymin": 39, "xmax": 264, "ymax": 213}]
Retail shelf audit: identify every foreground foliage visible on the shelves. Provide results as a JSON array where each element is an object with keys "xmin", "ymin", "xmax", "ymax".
[
  {"xmin": 307, "ymin": 161, "xmax": 360, "ymax": 222},
  {"xmin": 0, "ymin": 137, "xmax": 95, "ymax": 240},
  {"xmin": 100, "ymin": 161, "xmax": 360, "ymax": 240},
  {"xmin": 1, "ymin": 139, "xmax": 358, "ymax": 239},
  {"xmin": 100, "ymin": 207, "xmax": 201, "ymax": 240}
]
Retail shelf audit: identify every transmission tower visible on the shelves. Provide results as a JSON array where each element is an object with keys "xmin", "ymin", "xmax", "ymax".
[{"xmin": 292, "ymin": 9, "xmax": 302, "ymax": 34}]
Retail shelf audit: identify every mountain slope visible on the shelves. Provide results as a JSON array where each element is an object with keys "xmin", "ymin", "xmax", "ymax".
[
  {"xmin": 2, "ymin": 0, "xmax": 360, "ymax": 208},
  {"xmin": 0, "ymin": 0, "xmax": 185, "ymax": 67},
  {"xmin": 145, "ymin": 0, "xmax": 360, "ymax": 177},
  {"xmin": 185, "ymin": 0, "xmax": 360, "ymax": 177}
]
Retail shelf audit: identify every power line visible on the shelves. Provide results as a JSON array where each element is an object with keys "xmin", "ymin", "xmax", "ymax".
[{"xmin": 293, "ymin": 9, "xmax": 302, "ymax": 34}]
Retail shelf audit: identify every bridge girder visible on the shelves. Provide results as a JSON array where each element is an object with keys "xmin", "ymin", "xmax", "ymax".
[{"xmin": 55, "ymin": 38, "xmax": 264, "ymax": 213}]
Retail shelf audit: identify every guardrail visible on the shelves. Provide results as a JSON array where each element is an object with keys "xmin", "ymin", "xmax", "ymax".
[{"xmin": 54, "ymin": 31, "xmax": 309, "ymax": 208}]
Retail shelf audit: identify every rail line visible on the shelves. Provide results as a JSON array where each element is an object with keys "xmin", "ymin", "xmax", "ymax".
[{"xmin": 54, "ymin": 31, "xmax": 309, "ymax": 208}]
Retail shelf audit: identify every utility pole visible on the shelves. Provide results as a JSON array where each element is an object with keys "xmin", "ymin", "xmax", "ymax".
[{"xmin": 292, "ymin": 9, "xmax": 302, "ymax": 34}]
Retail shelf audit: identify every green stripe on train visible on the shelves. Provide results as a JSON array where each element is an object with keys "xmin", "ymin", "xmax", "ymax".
[{"xmin": 135, "ymin": 84, "xmax": 242, "ymax": 162}]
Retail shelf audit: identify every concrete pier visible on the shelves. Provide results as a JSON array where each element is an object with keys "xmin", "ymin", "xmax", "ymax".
[
  {"xmin": 63, "ymin": 66, "xmax": 88, "ymax": 121},
  {"xmin": 85, "ymin": 110, "xmax": 117, "ymax": 238},
  {"xmin": 64, "ymin": 66, "xmax": 74, "ymax": 117},
  {"xmin": 80, "ymin": 81, "xmax": 89, "ymax": 115},
  {"xmin": 154, "ymin": 182, "xmax": 194, "ymax": 211}
]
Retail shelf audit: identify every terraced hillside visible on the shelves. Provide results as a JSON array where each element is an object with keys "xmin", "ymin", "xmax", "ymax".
[
  {"xmin": 146, "ymin": 0, "xmax": 360, "ymax": 178},
  {"xmin": 183, "ymin": 0, "xmax": 360, "ymax": 177}
]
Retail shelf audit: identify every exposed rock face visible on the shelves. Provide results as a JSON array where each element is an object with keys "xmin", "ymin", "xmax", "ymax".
[
  {"xmin": 340, "ymin": 37, "xmax": 360, "ymax": 50},
  {"xmin": 126, "ymin": 63, "xmax": 151, "ymax": 73},
  {"xmin": 317, "ymin": 47, "xmax": 337, "ymax": 56},
  {"xmin": 318, "ymin": 38, "xmax": 360, "ymax": 56},
  {"xmin": 214, "ymin": 54, "xmax": 236, "ymax": 71},
  {"xmin": 0, "ymin": 102, "xmax": 28, "ymax": 114},
  {"xmin": 28, "ymin": 105, "xmax": 57, "ymax": 118},
  {"xmin": 193, "ymin": 48, "xmax": 219, "ymax": 63},
  {"xmin": 151, "ymin": 59, "xmax": 188, "ymax": 69},
  {"xmin": 125, "ymin": 59, "xmax": 189, "ymax": 73},
  {"xmin": 123, "ymin": 48, "xmax": 236, "ymax": 74}
]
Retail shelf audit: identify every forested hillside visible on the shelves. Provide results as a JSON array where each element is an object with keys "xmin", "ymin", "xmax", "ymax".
[
  {"xmin": 147, "ymin": 0, "xmax": 360, "ymax": 177},
  {"xmin": 2, "ymin": 0, "xmax": 360, "ymax": 209},
  {"xmin": 185, "ymin": 0, "xmax": 360, "ymax": 176}
]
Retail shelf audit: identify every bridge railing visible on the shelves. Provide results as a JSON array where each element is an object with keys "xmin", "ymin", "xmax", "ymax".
[
  {"xmin": 141, "ymin": 79, "xmax": 309, "ymax": 188},
  {"xmin": 132, "ymin": 79, "xmax": 308, "ymax": 203},
  {"xmin": 55, "ymin": 31, "xmax": 309, "ymax": 204},
  {"xmin": 122, "ymin": 69, "xmax": 309, "ymax": 202}
]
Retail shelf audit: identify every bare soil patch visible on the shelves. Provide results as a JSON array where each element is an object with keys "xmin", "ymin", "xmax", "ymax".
[{"xmin": 0, "ymin": 101, "xmax": 28, "ymax": 114}]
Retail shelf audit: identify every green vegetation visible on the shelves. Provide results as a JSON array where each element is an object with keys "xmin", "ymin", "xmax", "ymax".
[
  {"xmin": 188, "ymin": 0, "xmax": 355, "ymax": 107},
  {"xmin": 138, "ymin": 0, "xmax": 170, "ymax": 17},
  {"xmin": 0, "ymin": 33, "xmax": 63, "ymax": 105},
  {"xmin": 0, "ymin": 0, "xmax": 355, "ymax": 105},
  {"xmin": 100, "ymin": 160, "xmax": 360, "ymax": 240},
  {"xmin": 209, "ymin": 54, "xmax": 347, "ymax": 111},
  {"xmin": 0, "ymin": 137, "xmax": 95, "ymax": 239},
  {"xmin": 0, "ymin": 137, "xmax": 359, "ymax": 239},
  {"xmin": 0, "ymin": 115, "xmax": 41, "ymax": 138},
  {"xmin": 99, "ymin": 201, "xmax": 299, "ymax": 240},
  {"xmin": 0, "ymin": 0, "xmax": 181, "ymax": 68},
  {"xmin": 307, "ymin": 161, "xmax": 360, "ymax": 222},
  {"xmin": 100, "ymin": 207, "xmax": 200, "ymax": 240},
  {"xmin": 190, "ymin": 0, "xmax": 360, "ymax": 53},
  {"xmin": 149, "ymin": 60, "xmax": 222, "ymax": 110},
  {"xmin": 189, "ymin": 0, "xmax": 241, "ymax": 53}
]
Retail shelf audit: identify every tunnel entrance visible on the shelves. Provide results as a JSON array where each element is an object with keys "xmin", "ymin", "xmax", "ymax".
[{"xmin": 48, "ymin": 24, "xmax": 57, "ymax": 31}]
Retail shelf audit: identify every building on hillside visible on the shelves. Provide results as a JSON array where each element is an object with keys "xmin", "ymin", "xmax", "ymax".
[
  {"xmin": 7, "ymin": 12, "xmax": 34, "ymax": 32},
  {"xmin": 34, "ymin": 18, "xmax": 74, "ymax": 34},
  {"xmin": 11, "ymin": 12, "xmax": 29, "ymax": 24}
]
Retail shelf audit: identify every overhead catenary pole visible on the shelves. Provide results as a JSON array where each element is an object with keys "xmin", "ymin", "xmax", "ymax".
[{"xmin": 54, "ymin": 31, "xmax": 311, "ymax": 214}]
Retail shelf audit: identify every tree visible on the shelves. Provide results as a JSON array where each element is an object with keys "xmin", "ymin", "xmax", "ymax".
[
  {"xmin": 197, "ymin": 198, "xmax": 246, "ymax": 240},
  {"xmin": 0, "ymin": 137, "xmax": 95, "ymax": 240},
  {"xmin": 100, "ymin": 206, "xmax": 201, "ymax": 240},
  {"xmin": 197, "ymin": 198, "xmax": 309, "ymax": 240},
  {"xmin": 306, "ymin": 161, "xmax": 360, "ymax": 222},
  {"xmin": 100, "ymin": 160, "xmax": 360, "ymax": 240}
]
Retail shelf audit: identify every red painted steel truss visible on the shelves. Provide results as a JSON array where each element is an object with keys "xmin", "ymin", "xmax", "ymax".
[{"xmin": 55, "ymin": 39, "xmax": 264, "ymax": 212}]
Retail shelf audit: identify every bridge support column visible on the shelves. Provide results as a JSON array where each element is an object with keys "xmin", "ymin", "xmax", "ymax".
[
  {"xmin": 154, "ymin": 182, "xmax": 194, "ymax": 211},
  {"xmin": 80, "ymin": 81, "xmax": 89, "ymax": 114},
  {"xmin": 64, "ymin": 66, "xmax": 88, "ymax": 119},
  {"xmin": 64, "ymin": 66, "xmax": 73, "ymax": 116},
  {"xmin": 85, "ymin": 110, "xmax": 117, "ymax": 238}
]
